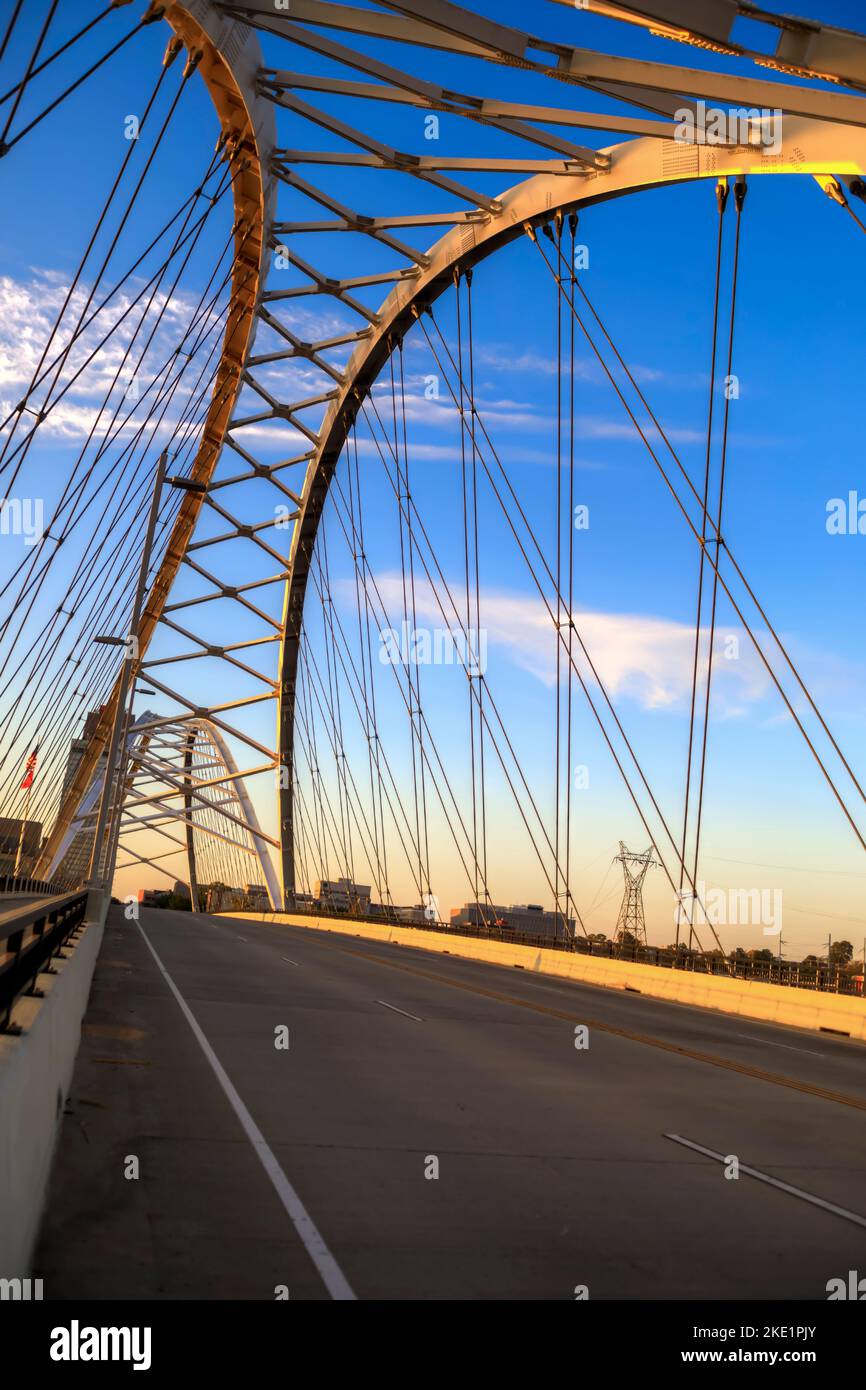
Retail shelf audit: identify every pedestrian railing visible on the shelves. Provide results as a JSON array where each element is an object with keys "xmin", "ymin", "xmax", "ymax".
[{"xmin": 0, "ymin": 873, "xmax": 66, "ymax": 897}]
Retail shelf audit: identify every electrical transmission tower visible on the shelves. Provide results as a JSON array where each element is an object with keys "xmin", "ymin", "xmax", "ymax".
[{"xmin": 613, "ymin": 843, "xmax": 659, "ymax": 947}]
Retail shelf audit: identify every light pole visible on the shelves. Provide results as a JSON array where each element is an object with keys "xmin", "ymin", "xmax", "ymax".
[
  {"xmin": 86, "ymin": 451, "xmax": 168, "ymax": 909},
  {"xmin": 103, "ymin": 685, "xmax": 160, "ymax": 881},
  {"xmin": 827, "ymin": 933, "xmax": 833, "ymax": 992}
]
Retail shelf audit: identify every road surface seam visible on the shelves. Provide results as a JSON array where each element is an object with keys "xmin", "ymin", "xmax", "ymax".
[{"xmin": 665, "ymin": 1134, "xmax": 866, "ymax": 1229}]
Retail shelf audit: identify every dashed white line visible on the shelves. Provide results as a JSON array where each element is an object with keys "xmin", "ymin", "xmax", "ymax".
[
  {"xmin": 282, "ymin": 955, "xmax": 301, "ymax": 966},
  {"xmin": 734, "ymin": 1032, "xmax": 827, "ymax": 1059},
  {"xmin": 665, "ymin": 1133, "xmax": 866, "ymax": 1229},
  {"xmin": 376, "ymin": 999, "xmax": 423, "ymax": 1023},
  {"xmin": 136, "ymin": 920, "xmax": 356, "ymax": 1300}
]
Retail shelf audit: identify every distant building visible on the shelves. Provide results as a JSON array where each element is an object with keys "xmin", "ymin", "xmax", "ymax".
[
  {"xmin": 0, "ymin": 817, "xmax": 42, "ymax": 876},
  {"xmin": 140, "ymin": 884, "xmax": 193, "ymax": 909},
  {"xmin": 205, "ymin": 884, "xmax": 244, "ymax": 913},
  {"xmin": 54, "ymin": 708, "xmax": 107, "ymax": 885},
  {"xmin": 393, "ymin": 904, "xmax": 428, "ymax": 924},
  {"xmin": 287, "ymin": 890, "xmax": 315, "ymax": 911},
  {"xmin": 203, "ymin": 882, "xmax": 272, "ymax": 913},
  {"xmin": 316, "ymin": 878, "xmax": 371, "ymax": 914},
  {"xmin": 60, "ymin": 708, "xmax": 103, "ymax": 801},
  {"xmin": 451, "ymin": 901, "xmax": 573, "ymax": 940},
  {"xmin": 242, "ymin": 883, "xmax": 270, "ymax": 910}
]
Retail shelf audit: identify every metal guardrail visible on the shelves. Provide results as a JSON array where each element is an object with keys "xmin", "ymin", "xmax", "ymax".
[
  {"xmin": 569, "ymin": 934, "xmax": 860, "ymax": 996},
  {"xmin": 0, "ymin": 892, "xmax": 89, "ymax": 1031},
  {"xmin": 227, "ymin": 902, "xmax": 861, "ymax": 998}
]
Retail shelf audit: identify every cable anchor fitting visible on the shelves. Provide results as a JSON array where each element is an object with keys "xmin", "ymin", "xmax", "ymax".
[{"xmin": 162, "ymin": 36, "xmax": 183, "ymax": 69}]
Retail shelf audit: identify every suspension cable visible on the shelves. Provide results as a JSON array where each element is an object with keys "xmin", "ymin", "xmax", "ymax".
[
  {"xmin": 398, "ymin": 337, "xmax": 432, "ymax": 902},
  {"xmin": 565, "ymin": 211, "xmax": 578, "ymax": 941},
  {"xmin": 0, "ymin": 3, "xmax": 116, "ymax": 104},
  {"xmin": 417, "ymin": 304, "xmax": 717, "ymax": 950},
  {"xmin": 530, "ymin": 226, "xmax": 866, "ymax": 862},
  {"xmin": 389, "ymin": 340, "xmax": 424, "ymax": 900},
  {"xmin": 0, "ymin": 0, "xmax": 59, "ymax": 153},
  {"xmin": 0, "ymin": 52, "xmax": 176, "ymax": 472},
  {"xmin": 361, "ymin": 387, "xmax": 590, "ymax": 933},
  {"xmin": 677, "ymin": 179, "xmax": 728, "ymax": 948},
  {"xmin": 552, "ymin": 219, "xmax": 564, "ymax": 935},
  {"xmin": 326, "ymin": 464, "xmax": 487, "ymax": 904},
  {"xmin": 0, "ymin": 1, "xmax": 25, "ymax": 67},
  {"xmin": 688, "ymin": 176, "xmax": 747, "ymax": 948},
  {"xmin": 534, "ymin": 225, "xmax": 866, "ymax": 819},
  {"xmin": 465, "ymin": 269, "xmax": 488, "ymax": 915},
  {"xmin": 1, "ymin": 16, "xmax": 153, "ymax": 158},
  {"xmin": 454, "ymin": 267, "xmax": 484, "ymax": 920}
]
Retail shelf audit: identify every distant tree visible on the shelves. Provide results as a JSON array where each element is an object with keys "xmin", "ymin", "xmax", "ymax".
[
  {"xmin": 830, "ymin": 940, "xmax": 854, "ymax": 966},
  {"xmin": 747, "ymin": 948, "xmax": 774, "ymax": 962}
]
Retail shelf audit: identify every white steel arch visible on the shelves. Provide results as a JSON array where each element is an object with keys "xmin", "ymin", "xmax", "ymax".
[{"xmin": 276, "ymin": 114, "xmax": 866, "ymax": 898}]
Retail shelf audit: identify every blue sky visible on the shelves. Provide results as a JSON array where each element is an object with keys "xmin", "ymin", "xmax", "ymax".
[{"xmin": 1, "ymin": 1, "xmax": 865, "ymax": 954}]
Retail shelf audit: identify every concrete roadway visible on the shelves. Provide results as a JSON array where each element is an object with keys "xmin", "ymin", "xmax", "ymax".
[{"xmin": 35, "ymin": 905, "xmax": 866, "ymax": 1300}]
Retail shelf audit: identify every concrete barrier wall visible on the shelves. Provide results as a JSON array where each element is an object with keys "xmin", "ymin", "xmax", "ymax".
[
  {"xmin": 0, "ymin": 903, "xmax": 107, "ymax": 1278},
  {"xmin": 226, "ymin": 911, "xmax": 866, "ymax": 1042}
]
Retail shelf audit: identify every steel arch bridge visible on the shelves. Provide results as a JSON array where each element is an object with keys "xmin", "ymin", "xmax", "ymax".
[{"xmin": 2, "ymin": 0, "xmax": 866, "ymax": 954}]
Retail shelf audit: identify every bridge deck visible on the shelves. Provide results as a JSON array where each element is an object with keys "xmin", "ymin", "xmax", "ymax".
[{"xmin": 35, "ymin": 905, "xmax": 866, "ymax": 1300}]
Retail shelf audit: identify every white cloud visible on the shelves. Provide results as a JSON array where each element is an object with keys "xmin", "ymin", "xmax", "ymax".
[
  {"xmin": 0, "ymin": 269, "xmax": 225, "ymax": 448},
  {"xmin": 364, "ymin": 572, "xmax": 776, "ymax": 716}
]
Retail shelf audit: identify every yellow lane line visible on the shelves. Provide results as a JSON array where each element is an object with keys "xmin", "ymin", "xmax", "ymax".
[{"xmin": 323, "ymin": 938, "xmax": 866, "ymax": 1114}]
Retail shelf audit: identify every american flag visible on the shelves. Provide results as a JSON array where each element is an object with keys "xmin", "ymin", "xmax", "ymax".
[{"xmin": 20, "ymin": 746, "xmax": 38, "ymax": 791}]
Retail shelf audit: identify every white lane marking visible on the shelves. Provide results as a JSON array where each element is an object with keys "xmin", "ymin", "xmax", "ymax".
[
  {"xmin": 136, "ymin": 920, "xmax": 356, "ymax": 1300},
  {"xmin": 237, "ymin": 936, "xmax": 248, "ymax": 942},
  {"xmin": 734, "ymin": 1032, "xmax": 826, "ymax": 1059},
  {"xmin": 376, "ymin": 999, "xmax": 423, "ymax": 1023},
  {"xmin": 282, "ymin": 956, "xmax": 301, "ymax": 966},
  {"xmin": 665, "ymin": 1133, "xmax": 866, "ymax": 1230}
]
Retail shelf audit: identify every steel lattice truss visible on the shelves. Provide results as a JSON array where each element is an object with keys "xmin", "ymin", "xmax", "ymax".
[
  {"xmin": 2, "ymin": 0, "xmax": 865, "ymax": 952},
  {"xmin": 112, "ymin": 714, "xmax": 279, "ymax": 907}
]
